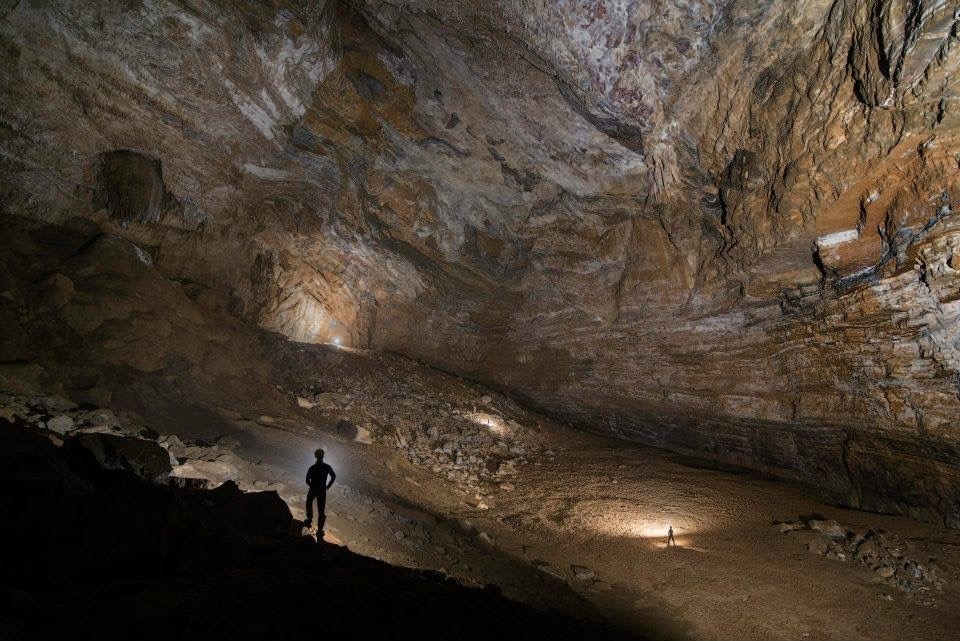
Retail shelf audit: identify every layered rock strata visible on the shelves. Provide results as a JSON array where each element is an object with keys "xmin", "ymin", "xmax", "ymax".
[{"xmin": 1, "ymin": 1, "xmax": 959, "ymax": 521}]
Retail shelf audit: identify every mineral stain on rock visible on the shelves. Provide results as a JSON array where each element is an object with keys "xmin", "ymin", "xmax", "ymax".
[{"xmin": 2, "ymin": 0, "xmax": 960, "ymax": 638}]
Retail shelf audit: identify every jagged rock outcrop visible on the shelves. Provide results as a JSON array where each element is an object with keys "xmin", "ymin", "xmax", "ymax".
[{"xmin": 1, "ymin": 1, "xmax": 959, "ymax": 522}]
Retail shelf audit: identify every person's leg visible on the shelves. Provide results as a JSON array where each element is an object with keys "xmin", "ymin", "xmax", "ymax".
[
  {"xmin": 305, "ymin": 488, "xmax": 316, "ymax": 525},
  {"xmin": 317, "ymin": 490, "xmax": 327, "ymax": 532}
]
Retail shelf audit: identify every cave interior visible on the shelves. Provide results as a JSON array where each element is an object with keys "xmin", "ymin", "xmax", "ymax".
[{"xmin": 2, "ymin": 1, "xmax": 960, "ymax": 640}]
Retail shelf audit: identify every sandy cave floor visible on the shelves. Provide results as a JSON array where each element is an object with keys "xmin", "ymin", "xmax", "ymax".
[{"xmin": 97, "ymin": 344, "xmax": 960, "ymax": 641}]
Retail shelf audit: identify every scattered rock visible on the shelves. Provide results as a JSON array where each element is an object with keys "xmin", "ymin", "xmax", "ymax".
[
  {"xmin": 216, "ymin": 434, "xmax": 242, "ymax": 450},
  {"xmin": 476, "ymin": 531, "xmax": 495, "ymax": 547},
  {"xmin": 45, "ymin": 414, "xmax": 75, "ymax": 435},
  {"xmin": 159, "ymin": 434, "xmax": 184, "ymax": 449},
  {"xmin": 336, "ymin": 419, "xmax": 359, "ymax": 441},
  {"xmin": 775, "ymin": 515, "xmax": 945, "ymax": 600},
  {"xmin": 531, "ymin": 560, "xmax": 565, "ymax": 580},
  {"xmin": 78, "ymin": 408, "xmax": 119, "ymax": 428},
  {"xmin": 33, "ymin": 395, "xmax": 76, "ymax": 413},
  {"xmin": 809, "ymin": 519, "xmax": 847, "ymax": 541},
  {"xmin": 570, "ymin": 565, "xmax": 595, "ymax": 581},
  {"xmin": 778, "ymin": 521, "xmax": 805, "ymax": 534},
  {"xmin": 353, "ymin": 425, "xmax": 373, "ymax": 445},
  {"xmin": 67, "ymin": 433, "xmax": 172, "ymax": 484}
]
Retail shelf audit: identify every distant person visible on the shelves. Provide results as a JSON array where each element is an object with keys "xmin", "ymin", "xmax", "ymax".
[
  {"xmin": 305, "ymin": 448, "xmax": 336, "ymax": 533},
  {"xmin": 667, "ymin": 525, "xmax": 677, "ymax": 547}
]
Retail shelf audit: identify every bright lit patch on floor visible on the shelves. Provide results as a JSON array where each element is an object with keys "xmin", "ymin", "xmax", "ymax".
[
  {"xmin": 570, "ymin": 499, "xmax": 706, "ymax": 548},
  {"xmin": 467, "ymin": 412, "xmax": 513, "ymax": 437}
]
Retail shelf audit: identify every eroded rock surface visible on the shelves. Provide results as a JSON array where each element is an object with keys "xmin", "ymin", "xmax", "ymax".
[{"xmin": 1, "ymin": 1, "xmax": 960, "ymax": 521}]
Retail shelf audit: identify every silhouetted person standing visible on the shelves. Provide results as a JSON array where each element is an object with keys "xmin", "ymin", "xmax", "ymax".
[
  {"xmin": 666, "ymin": 525, "xmax": 676, "ymax": 547},
  {"xmin": 305, "ymin": 448, "xmax": 336, "ymax": 533}
]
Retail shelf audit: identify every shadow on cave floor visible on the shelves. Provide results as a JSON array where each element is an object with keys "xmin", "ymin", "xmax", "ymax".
[{"xmin": 0, "ymin": 421, "xmax": 642, "ymax": 641}]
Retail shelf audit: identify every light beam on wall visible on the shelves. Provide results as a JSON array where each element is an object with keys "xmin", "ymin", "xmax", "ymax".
[{"xmin": 263, "ymin": 286, "xmax": 352, "ymax": 347}]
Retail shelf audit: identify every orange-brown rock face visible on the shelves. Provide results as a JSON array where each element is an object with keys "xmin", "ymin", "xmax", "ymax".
[{"xmin": 1, "ymin": 1, "xmax": 959, "ymax": 522}]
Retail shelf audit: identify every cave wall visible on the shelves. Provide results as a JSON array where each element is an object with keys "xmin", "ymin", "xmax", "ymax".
[{"xmin": 1, "ymin": 0, "xmax": 959, "ymax": 522}]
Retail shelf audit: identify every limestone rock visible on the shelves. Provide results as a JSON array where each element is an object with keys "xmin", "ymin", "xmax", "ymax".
[
  {"xmin": 44, "ymin": 415, "xmax": 75, "ymax": 435},
  {"xmin": 570, "ymin": 565, "xmax": 595, "ymax": 581},
  {"xmin": 809, "ymin": 519, "xmax": 848, "ymax": 542},
  {"xmin": 776, "ymin": 516, "xmax": 946, "ymax": 597},
  {"xmin": 1, "ymin": 0, "xmax": 959, "ymax": 524}
]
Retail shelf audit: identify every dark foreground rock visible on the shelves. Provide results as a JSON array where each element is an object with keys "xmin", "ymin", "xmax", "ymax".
[{"xmin": 0, "ymin": 419, "xmax": 635, "ymax": 641}]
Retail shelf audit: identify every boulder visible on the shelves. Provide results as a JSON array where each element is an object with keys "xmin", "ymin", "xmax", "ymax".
[
  {"xmin": 192, "ymin": 480, "xmax": 293, "ymax": 540},
  {"xmin": 45, "ymin": 414, "xmax": 75, "ymax": 435},
  {"xmin": 66, "ymin": 433, "xmax": 172, "ymax": 483},
  {"xmin": 570, "ymin": 565, "xmax": 595, "ymax": 581},
  {"xmin": 354, "ymin": 425, "xmax": 373, "ymax": 445},
  {"xmin": 778, "ymin": 521, "xmax": 804, "ymax": 534},
  {"xmin": 808, "ymin": 519, "xmax": 848, "ymax": 541},
  {"xmin": 336, "ymin": 419, "xmax": 359, "ymax": 441},
  {"xmin": 158, "ymin": 434, "xmax": 184, "ymax": 449},
  {"xmin": 31, "ymin": 395, "xmax": 76, "ymax": 413},
  {"xmin": 77, "ymin": 408, "xmax": 120, "ymax": 428},
  {"xmin": 215, "ymin": 434, "xmax": 242, "ymax": 450},
  {"xmin": 33, "ymin": 272, "xmax": 75, "ymax": 310}
]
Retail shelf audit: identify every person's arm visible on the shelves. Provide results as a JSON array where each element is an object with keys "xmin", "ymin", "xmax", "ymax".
[
  {"xmin": 326, "ymin": 465, "xmax": 336, "ymax": 490},
  {"xmin": 306, "ymin": 465, "xmax": 313, "ymax": 485}
]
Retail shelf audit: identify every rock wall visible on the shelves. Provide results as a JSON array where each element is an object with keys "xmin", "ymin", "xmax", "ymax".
[{"xmin": 1, "ymin": 0, "xmax": 959, "ymax": 522}]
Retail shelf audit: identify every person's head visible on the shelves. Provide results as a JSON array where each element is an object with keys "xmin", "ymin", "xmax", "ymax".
[{"xmin": 314, "ymin": 448, "xmax": 325, "ymax": 460}]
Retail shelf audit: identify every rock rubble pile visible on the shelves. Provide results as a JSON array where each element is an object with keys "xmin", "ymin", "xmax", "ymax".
[
  {"xmin": 283, "ymin": 348, "xmax": 549, "ymax": 501},
  {"xmin": 776, "ymin": 515, "xmax": 947, "ymax": 606}
]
